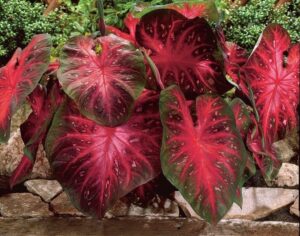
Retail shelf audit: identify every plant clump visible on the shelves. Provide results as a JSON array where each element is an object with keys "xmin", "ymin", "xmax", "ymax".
[{"xmin": 221, "ymin": 0, "xmax": 300, "ymax": 51}]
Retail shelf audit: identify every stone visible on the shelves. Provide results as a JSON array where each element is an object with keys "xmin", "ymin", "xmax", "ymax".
[
  {"xmin": 272, "ymin": 163, "xmax": 299, "ymax": 187},
  {"xmin": 290, "ymin": 197, "xmax": 299, "ymax": 217},
  {"xmin": 127, "ymin": 199, "xmax": 179, "ymax": 217},
  {"xmin": 0, "ymin": 130, "xmax": 52, "ymax": 181},
  {"xmin": 272, "ymin": 131, "xmax": 299, "ymax": 163},
  {"xmin": 175, "ymin": 188, "xmax": 299, "ymax": 221},
  {"xmin": 24, "ymin": 179, "xmax": 63, "ymax": 202},
  {"xmin": 0, "ymin": 218, "xmax": 298, "ymax": 236},
  {"xmin": 105, "ymin": 200, "xmax": 129, "ymax": 218},
  {"xmin": 0, "ymin": 193, "xmax": 53, "ymax": 218},
  {"xmin": 225, "ymin": 187, "xmax": 299, "ymax": 220},
  {"xmin": 50, "ymin": 192, "xmax": 85, "ymax": 216},
  {"xmin": 174, "ymin": 191, "xmax": 201, "ymax": 220}
]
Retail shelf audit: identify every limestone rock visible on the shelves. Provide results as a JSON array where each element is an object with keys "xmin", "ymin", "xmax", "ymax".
[
  {"xmin": 290, "ymin": 197, "xmax": 299, "ymax": 217},
  {"xmin": 50, "ymin": 192, "xmax": 85, "ymax": 216},
  {"xmin": 272, "ymin": 163, "xmax": 299, "ymax": 187},
  {"xmin": 225, "ymin": 188, "xmax": 299, "ymax": 220},
  {"xmin": 127, "ymin": 199, "xmax": 179, "ymax": 217},
  {"xmin": 0, "ymin": 130, "xmax": 52, "ymax": 181},
  {"xmin": 0, "ymin": 193, "xmax": 53, "ymax": 217},
  {"xmin": 175, "ymin": 188, "xmax": 299, "ymax": 221},
  {"xmin": 1, "ymin": 218, "xmax": 298, "ymax": 236},
  {"xmin": 24, "ymin": 179, "xmax": 63, "ymax": 202},
  {"xmin": 105, "ymin": 200, "xmax": 129, "ymax": 218},
  {"xmin": 174, "ymin": 191, "xmax": 201, "ymax": 219},
  {"xmin": 272, "ymin": 132, "xmax": 299, "ymax": 163}
]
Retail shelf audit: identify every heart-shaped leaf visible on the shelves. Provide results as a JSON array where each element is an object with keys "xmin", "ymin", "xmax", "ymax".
[
  {"xmin": 160, "ymin": 85, "xmax": 247, "ymax": 223},
  {"xmin": 230, "ymin": 98, "xmax": 252, "ymax": 139},
  {"xmin": 9, "ymin": 80, "xmax": 64, "ymax": 188},
  {"xmin": 242, "ymin": 24, "xmax": 299, "ymax": 145},
  {"xmin": 136, "ymin": 9, "xmax": 230, "ymax": 98},
  {"xmin": 45, "ymin": 90, "xmax": 162, "ymax": 218},
  {"xmin": 246, "ymin": 115, "xmax": 281, "ymax": 181},
  {"xmin": 0, "ymin": 34, "xmax": 51, "ymax": 142},
  {"xmin": 57, "ymin": 34, "xmax": 146, "ymax": 126}
]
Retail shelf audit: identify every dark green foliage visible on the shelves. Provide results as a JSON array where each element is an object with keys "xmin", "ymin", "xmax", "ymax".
[
  {"xmin": 0, "ymin": 0, "xmax": 99, "ymax": 64},
  {"xmin": 103, "ymin": 0, "xmax": 172, "ymax": 29},
  {"xmin": 221, "ymin": 0, "xmax": 300, "ymax": 51},
  {"xmin": 0, "ymin": 0, "xmax": 52, "ymax": 63}
]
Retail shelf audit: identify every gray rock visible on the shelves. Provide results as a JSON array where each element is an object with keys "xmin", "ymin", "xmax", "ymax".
[
  {"xmin": 290, "ymin": 197, "xmax": 299, "ymax": 217},
  {"xmin": 24, "ymin": 179, "xmax": 63, "ymax": 202},
  {"xmin": 225, "ymin": 187, "xmax": 299, "ymax": 220},
  {"xmin": 174, "ymin": 191, "xmax": 201, "ymax": 219},
  {"xmin": 272, "ymin": 163, "xmax": 299, "ymax": 187},
  {"xmin": 204, "ymin": 219, "xmax": 299, "ymax": 236},
  {"xmin": 127, "ymin": 199, "xmax": 179, "ymax": 217},
  {"xmin": 105, "ymin": 200, "xmax": 129, "ymax": 218},
  {"xmin": 50, "ymin": 192, "xmax": 85, "ymax": 216},
  {"xmin": 272, "ymin": 131, "xmax": 299, "ymax": 163},
  {"xmin": 175, "ymin": 188, "xmax": 299, "ymax": 221},
  {"xmin": 0, "ymin": 193, "xmax": 53, "ymax": 218},
  {"xmin": 0, "ymin": 130, "xmax": 52, "ymax": 180},
  {"xmin": 0, "ymin": 217, "xmax": 298, "ymax": 236}
]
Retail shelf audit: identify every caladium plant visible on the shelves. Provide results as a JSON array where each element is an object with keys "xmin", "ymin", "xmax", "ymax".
[{"xmin": 1, "ymin": 0, "xmax": 299, "ymax": 225}]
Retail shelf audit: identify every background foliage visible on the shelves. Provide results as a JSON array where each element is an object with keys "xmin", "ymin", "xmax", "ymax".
[{"xmin": 0, "ymin": 0, "xmax": 299, "ymax": 63}]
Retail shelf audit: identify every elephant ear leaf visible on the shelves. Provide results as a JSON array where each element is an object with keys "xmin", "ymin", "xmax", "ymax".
[
  {"xmin": 0, "ymin": 34, "xmax": 51, "ymax": 142},
  {"xmin": 57, "ymin": 34, "xmax": 146, "ymax": 127},
  {"xmin": 243, "ymin": 24, "xmax": 299, "ymax": 145},
  {"xmin": 160, "ymin": 85, "xmax": 247, "ymax": 224},
  {"xmin": 9, "ymin": 80, "xmax": 64, "ymax": 188},
  {"xmin": 230, "ymin": 98, "xmax": 252, "ymax": 139},
  {"xmin": 135, "ymin": 9, "xmax": 231, "ymax": 99},
  {"xmin": 45, "ymin": 90, "xmax": 162, "ymax": 218}
]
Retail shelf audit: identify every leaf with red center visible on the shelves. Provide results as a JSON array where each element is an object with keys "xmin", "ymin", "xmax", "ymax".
[
  {"xmin": 0, "ymin": 34, "xmax": 51, "ymax": 142},
  {"xmin": 124, "ymin": 13, "xmax": 139, "ymax": 42},
  {"xmin": 136, "ymin": 9, "xmax": 231, "ymax": 98},
  {"xmin": 230, "ymin": 98, "xmax": 252, "ymax": 139},
  {"xmin": 57, "ymin": 34, "xmax": 146, "ymax": 127},
  {"xmin": 246, "ymin": 115, "xmax": 281, "ymax": 181},
  {"xmin": 168, "ymin": 0, "xmax": 219, "ymax": 21},
  {"xmin": 106, "ymin": 26, "xmax": 136, "ymax": 45},
  {"xmin": 9, "ymin": 80, "xmax": 64, "ymax": 187},
  {"xmin": 9, "ymin": 156, "xmax": 33, "ymax": 189},
  {"xmin": 45, "ymin": 90, "xmax": 162, "ymax": 218},
  {"xmin": 216, "ymin": 29, "xmax": 248, "ymax": 94},
  {"xmin": 242, "ymin": 24, "xmax": 299, "ymax": 145},
  {"xmin": 160, "ymin": 85, "xmax": 247, "ymax": 223}
]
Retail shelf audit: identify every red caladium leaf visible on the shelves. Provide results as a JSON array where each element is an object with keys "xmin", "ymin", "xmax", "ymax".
[
  {"xmin": 168, "ymin": 0, "xmax": 219, "ymax": 21},
  {"xmin": 57, "ymin": 34, "xmax": 146, "ymax": 127},
  {"xmin": 160, "ymin": 85, "xmax": 247, "ymax": 223},
  {"xmin": 216, "ymin": 28, "xmax": 248, "ymax": 94},
  {"xmin": 0, "ymin": 34, "xmax": 51, "ymax": 142},
  {"xmin": 9, "ymin": 156, "xmax": 33, "ymax": 189},
  {"xmin": 45, "ymin": 90, "xmax": 162, "ymax": 218},
  {"xmin": 230, "ymin": 98, "xmax": 252, "ymax": 139},
  {"xmin": 124, "ymin": 13, "xmax": 139, "ymax": 42},
  {"xmin": 246, "ymin": 115, "xmax": 281, "ymax": 181},
  {"xmin": 242, "ymin": 24, "xmax": 299, "ymax": 145},
  {"xmin": 9, "ymin": 80, "xmax": 64, "ymax": 187},
  {"xmin": 135, "ymin": 9, "xmax": 231, "ymax": 98}
]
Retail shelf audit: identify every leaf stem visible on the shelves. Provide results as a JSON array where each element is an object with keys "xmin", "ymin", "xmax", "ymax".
[
  {"xmin": 142, "ymin": 48, "xmax": 165, "ymax": 90},
  {"xmin": 96, "ymin": 0, "xmax": 105, "ymax": 36}
]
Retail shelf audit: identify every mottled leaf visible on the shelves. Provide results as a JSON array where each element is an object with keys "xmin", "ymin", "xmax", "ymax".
[
  {"xmin": 45, "ymin": 90, "xmax": 162, "ymax": 218},
  {"xmin": 160, "ymin": 85, "xmax": 247, "ymax": 223},
  {"xmin": 58, "ymin": 34, "xmax": 146, "ymax": 126},
  {"xmin": 0, "ymin": 34, "xmax": 51, "ymax": 142}
]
